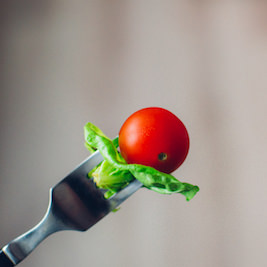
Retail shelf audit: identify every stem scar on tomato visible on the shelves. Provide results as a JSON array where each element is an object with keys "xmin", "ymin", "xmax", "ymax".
[{"xmin": 158, "ymin": 152, "xmax": 168, "ymax": 161}]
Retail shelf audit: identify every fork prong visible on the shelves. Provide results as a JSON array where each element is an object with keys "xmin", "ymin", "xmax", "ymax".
[{"xmin": 109, "ymin": 179, "xmax": 143, "ymax": 210}]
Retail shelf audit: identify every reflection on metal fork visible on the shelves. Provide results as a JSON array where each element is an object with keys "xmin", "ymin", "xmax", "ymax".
[{"xmin": 1, "ymin": 150, "xmax": 142, "ymax": 266}]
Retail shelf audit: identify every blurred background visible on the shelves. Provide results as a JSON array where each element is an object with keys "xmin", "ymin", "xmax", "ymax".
[{"xmin": 1, "ymin": 1, "xmax": 267, "ymax": 266}]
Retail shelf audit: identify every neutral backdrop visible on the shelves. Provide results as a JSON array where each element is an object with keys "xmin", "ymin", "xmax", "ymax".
[{"xmin": 1, "ymin": 1, "xmax": 267, "ymax": 267}]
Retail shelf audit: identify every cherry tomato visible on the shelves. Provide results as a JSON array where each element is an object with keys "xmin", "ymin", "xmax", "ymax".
[{"xmin": 118, "ymin": 107, "xmax": 190, "ymax": 174}]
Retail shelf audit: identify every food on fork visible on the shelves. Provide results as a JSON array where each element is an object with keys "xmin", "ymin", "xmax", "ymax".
[{"xmin": 84, "ymin": 107, "xmax": 199, "ymax": 200}]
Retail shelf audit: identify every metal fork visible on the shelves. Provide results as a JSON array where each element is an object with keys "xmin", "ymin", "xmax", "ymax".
[{"xmin": 0, "ymin": 150, "xmax": 143, "ymax": 266}]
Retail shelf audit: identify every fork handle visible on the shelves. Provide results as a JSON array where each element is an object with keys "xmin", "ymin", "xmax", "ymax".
[{"xmin": 0, "ymin": 250, "xmax": 14, "ymax": 266}]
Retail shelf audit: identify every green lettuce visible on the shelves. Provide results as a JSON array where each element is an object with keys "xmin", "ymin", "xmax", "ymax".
[{"xmin": 84, "ymin": 122, "xmax": 199, "ymax": 201}]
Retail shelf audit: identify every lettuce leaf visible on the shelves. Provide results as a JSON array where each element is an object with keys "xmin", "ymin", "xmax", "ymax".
[{"xmin": 84, "ymin": 122, "xmax": 199, "ymax": 201}]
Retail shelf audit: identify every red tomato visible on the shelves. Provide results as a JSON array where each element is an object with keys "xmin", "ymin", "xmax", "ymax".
[{"xmin": 118, "ymin": 107, "xmax": 190, "ymax": 174}]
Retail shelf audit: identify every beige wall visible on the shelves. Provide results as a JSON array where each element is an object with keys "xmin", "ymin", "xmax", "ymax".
[{"xmin": 1, "ymin": 1, "xmax": 267, "ymax": 266}]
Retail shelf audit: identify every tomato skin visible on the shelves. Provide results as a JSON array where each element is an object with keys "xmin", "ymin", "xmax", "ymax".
[{"xmin": 118, "ymin": 107, "xmax": 190, "ymax": 174}]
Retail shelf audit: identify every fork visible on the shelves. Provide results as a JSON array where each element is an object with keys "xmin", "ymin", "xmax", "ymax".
[{"xmin": 0, "ymin": 150, "xmax": 143, "ymax": 266}]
